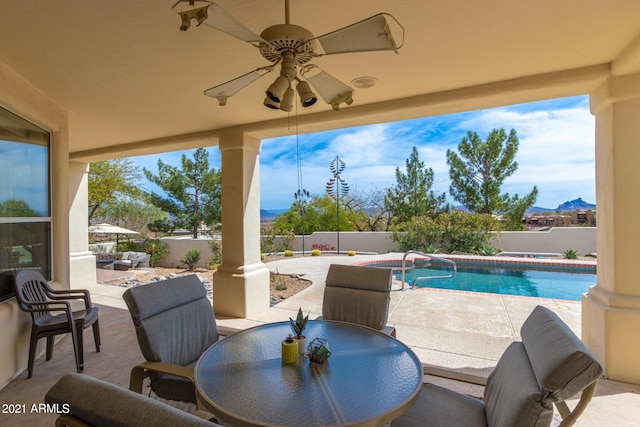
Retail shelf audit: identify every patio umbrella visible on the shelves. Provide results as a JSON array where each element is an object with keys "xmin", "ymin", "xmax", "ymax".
[{"xmin": 88, "ymin": 223, "xmax": 139, "ymax": 249}]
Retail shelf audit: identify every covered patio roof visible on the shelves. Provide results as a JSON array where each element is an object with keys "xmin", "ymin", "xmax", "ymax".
[
  {"xmin": 3, "ymin": 0, "xmax": 640, "ymax": 388},
  {"xmin": 1, "ymin": 1, "xmax": 640, "ymax": 158}
]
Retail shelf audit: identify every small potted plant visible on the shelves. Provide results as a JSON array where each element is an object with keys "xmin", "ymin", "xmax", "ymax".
[{"xmin": 289, "ymin": 307, "xmax": 309, "ymax": 355}]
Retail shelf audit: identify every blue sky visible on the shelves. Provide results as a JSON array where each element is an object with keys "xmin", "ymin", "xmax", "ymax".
[{"xmin": 130, "ymin": 95, "xmax": 595, "ymax": 211}]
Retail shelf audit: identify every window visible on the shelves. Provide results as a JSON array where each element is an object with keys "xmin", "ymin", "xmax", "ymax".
[{"xmin": 0, "ymin": 107, "xmax": 51, "ymax": 294}]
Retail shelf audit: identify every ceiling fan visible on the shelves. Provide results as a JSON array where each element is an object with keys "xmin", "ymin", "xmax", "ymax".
[{"xmin": 172, "ymin": 0, "xmax": 404, "ymax": 111}]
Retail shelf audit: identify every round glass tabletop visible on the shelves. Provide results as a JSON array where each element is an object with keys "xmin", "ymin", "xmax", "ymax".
[{"xmin": 195, "ymin": 320, "xmax": 422, "ymax": 427}]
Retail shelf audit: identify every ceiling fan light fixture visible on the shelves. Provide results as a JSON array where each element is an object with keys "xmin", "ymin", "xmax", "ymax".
[
  {"xmin": 266, "ymin": 75, "xmax": 290, "ymax": 102},
  {"xmin": 303, "ymin": 67, "xmax": 355, "ymax": 110},
  {"xmin": 296, "ymin": 80, "xmax": 317, "ymax": 107},
  {"xmin": 279, "ymin": 87, "xmax": 294, "ymax": 112},
  {"xmin": 263, "ymin": 97, "xmax": 280, "ymax": 110},
  {"xmin": 181, "ymin": 1, "xmax": 403, "ymax": 111}
]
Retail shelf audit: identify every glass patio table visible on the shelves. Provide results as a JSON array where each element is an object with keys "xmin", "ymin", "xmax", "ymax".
[{"xmin": 195, "ymin": 320, "xmax": 423, "ymax": 427}]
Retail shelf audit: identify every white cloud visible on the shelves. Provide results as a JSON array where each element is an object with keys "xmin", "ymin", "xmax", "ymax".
[
  {"xmin": 459, "ymin": 104, "xmax": 595, "ymax": 207},
  {"xmin": 129, "ymin": 96, "xmax": 595, "ymax": 211}
]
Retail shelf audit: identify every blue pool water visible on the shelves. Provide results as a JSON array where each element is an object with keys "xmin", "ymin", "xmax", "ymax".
[{"xmin": 385, "ymin": 264, "xmax": 596, "ymax": 301}]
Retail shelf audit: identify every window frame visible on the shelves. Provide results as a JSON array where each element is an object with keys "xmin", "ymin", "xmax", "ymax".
[{"xmin": 0, "ymin": 105, "xmax": 52, "ymax": 286}]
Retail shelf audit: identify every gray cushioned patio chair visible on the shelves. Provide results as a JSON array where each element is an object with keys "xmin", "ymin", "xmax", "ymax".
[
  {"xmin": 321, "ymin": 264, "xmax": 396, "ymax": 337},
  {"xmin": 122, "ymin": 274, "xmax": 218, "ymax": 403},
  {"xmin": 391, "ymin": 305, "xmax": 603, "ymax": 427},
  {"xmin": 13, "ymin": 270, "xmax": 100, "ymax": 378},
  {"xmin": 45, "ymin": 373, "xmax": 222, "ymax": 426}
]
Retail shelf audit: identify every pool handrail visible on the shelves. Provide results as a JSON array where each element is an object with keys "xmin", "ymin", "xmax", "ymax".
[{"xmin": 402, "ymin": 251, "xmax": 457, "ymax": 290}]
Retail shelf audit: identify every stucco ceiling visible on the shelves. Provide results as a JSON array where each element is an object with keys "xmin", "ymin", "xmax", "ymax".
[{"xmin": 1, "ymin": 1, "xmax": 640, "ymax": 157}]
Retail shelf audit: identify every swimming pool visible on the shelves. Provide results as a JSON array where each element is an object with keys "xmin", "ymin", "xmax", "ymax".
[{"xmin": 363, "ymin": 260, "xmax": 596, "ymax": 301}]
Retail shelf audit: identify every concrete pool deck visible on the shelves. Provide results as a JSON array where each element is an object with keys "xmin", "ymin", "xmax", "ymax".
[
  {"xmin": 84, "ymin": 253, "xmax": 640, "ymax": 426},
  {"xmin": 215, "ymin": 253, "xmax": 640, "ymax": 426},
  {"xmin": 219, "ymin": 253, "xmax": 587, "ymax": 375}
]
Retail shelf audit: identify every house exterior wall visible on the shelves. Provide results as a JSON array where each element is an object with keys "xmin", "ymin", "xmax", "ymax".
[
  {"xmin": 69, "ymin": 161, "xmax": 96, "ymax": 286},
  {"xmin": 0, "ymin": 60, "xmax": 74, "ymax": 388}
]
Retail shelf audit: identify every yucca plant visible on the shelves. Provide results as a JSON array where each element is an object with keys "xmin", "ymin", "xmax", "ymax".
[
  {"xmin": 480, "ymin": 244, "xmax": 498, "ymax": 256},
  {"xmin": 181, "ymin": 249, "xmax": 201, "ymax": 271},
  {"xmin": 289, "ymin": 307, "xmax": 309, "ymax": 339},
  {"xmin": 564, "ymin": 249, "xmax": 578, "ymax": 259}
]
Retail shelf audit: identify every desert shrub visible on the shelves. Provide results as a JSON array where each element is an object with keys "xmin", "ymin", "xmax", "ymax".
[
  {"xmin": 347, "ymin": 250, "xmax": 356, "ymax": 256},
  {"xmin": 392, "ymin": 212, "xmax": 499, "ymax": 254},
  {"xmin": 480, "ymin": 244, "xmax": 498, "ymax": 256},
  {"xmin": 261, "ymin": 226, "xmax": 294, "ymax": 253},
  {"xmin": 437, "ymin": 211, "xmax": 499, "ymax": 254},
  {"xmin": 208, "ymin": 240, "xmax": 222, "ymax": 269},
  {"xmin": 311, "ymin": 249, "xmax": 321, "ymax": 256},
  {"xmin": 425, "ymin": 245, "xmax": 439, "ymax": 254},
  {"xmin": 284, "ymin": 250, "xmax": 294, "ymax": 257},
  {"xmin": 181, "ymin": 249, "xmax": 201, "ymax": 271},
  {"xmin": 311, "ymin": 243, "xmax": 334, "ymax": 251},
  {"xmin": 391, "ymin": 216, "xmax": 442, "ymax": 253},
  {"xmin": 564, "ymin": 249, "xmax": 578, "ymax": 259}
]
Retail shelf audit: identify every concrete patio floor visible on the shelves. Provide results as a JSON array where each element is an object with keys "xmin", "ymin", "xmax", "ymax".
[{"xmin": 2, "ymin": 254, "xmax": 639, "ymax": 426}]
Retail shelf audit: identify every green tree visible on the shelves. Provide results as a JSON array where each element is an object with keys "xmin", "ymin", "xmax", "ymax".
[
  {"xmin": 273, "ymin": 195, "xmax": 356, "ymax": 234},
  {"xmin": 147, "ymin": 218, "xmax": 176, "ymax": 236},
  {"xmin": 446, "ymin": 128, "xmax": 538, "ymax": 228},
  {"xmin": 384, "ymin": 146, "xmax": 446, "ymax": 226},
  {"xmin": 143, "ymin": 148, "xmax": 221, "ymax": 238},
  {"xmin": 502, "ymin": 191, "xmax": 538, "ymax": 231},
  {"xmin": 97, "ymin": 199, "xmax": 167, "ymax": 239},
  {"xmin": 88, "ymin": 159, "xmax": 142, "ymax": 223}
]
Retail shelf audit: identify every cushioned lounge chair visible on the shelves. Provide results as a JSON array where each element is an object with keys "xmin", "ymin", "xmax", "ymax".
[
  {"xmin": 122, "ymin": 274, "xmax": 218, "ymax": 404},
  {"xmin": 321, "ymin": 264, "xmax": 396, "ymax": 337},
  {"xmin": 391, "ymin": 305, "xmax": 603, "ymax": 427},
  {"xmin": 13, "ymin": 270, "xmax": 100, "ymax": 378},
  {"xmin": 45, "ymin": 373, "xmax": 221, "ymax": 426}
]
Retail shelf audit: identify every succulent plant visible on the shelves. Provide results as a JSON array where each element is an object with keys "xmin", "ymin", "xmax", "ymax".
[{"xmin": 289, "ymin": 307, "xmax": 309, "ymax": 339}]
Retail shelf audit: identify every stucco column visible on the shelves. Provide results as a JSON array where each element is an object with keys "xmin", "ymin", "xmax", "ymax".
[
  {"xmin": 68, "ymin": 161, "xmax": 96, "ymax": 287},
  {"xmin": 213, "ymin": 129, "xmax": 270, "ymax": 318},
  {"xmin": 584, "ymin": 73, "xmax": 640, "ymax": 384}
]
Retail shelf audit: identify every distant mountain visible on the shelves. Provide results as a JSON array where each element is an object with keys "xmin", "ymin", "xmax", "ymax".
[
  {"xmin": 260, "ymin": 209, "xmax": 288, "ymax": 219},
  {"xmin": 527, "ymin": 198, "xmax": 596, "ymax": 214},
  {"xmin": 555, "ymin": 198, "xmax": 596, "ymax": 211}
]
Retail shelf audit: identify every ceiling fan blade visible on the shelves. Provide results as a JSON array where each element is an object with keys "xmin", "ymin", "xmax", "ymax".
[
  {"xmin": 202, "ymin": 3, "xmax": 266, "ymax": 44},
  {"xmin": 302, "ymin": 66, "xmax": 354, "ymax": 111},
  {"xmin": 173, "ymin": 1, "xmax": 265, "ymax": 44},
  {"xmin": 314, "ymin": 13, "xmax": 405, "ymax": 55},
  {"xmin": 204, "ymin": 67, "xmax": 273, "ymax": 106}
]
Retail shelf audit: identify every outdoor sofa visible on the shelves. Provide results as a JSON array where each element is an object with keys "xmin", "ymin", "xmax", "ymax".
[{"xmin": 95, "ymin": 251, "xmax": 150, "ymax": 270}]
